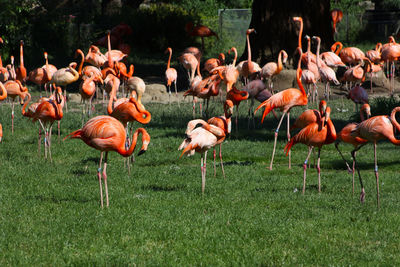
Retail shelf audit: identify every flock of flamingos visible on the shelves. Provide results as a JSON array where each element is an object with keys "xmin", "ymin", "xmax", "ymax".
[{"xmin": 1, "ymin": 16, "xmax": 400, "ymax": 208}]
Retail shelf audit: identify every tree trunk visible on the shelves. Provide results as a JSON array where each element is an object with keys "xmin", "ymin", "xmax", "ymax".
[{"xmin": 242, "ymin": 0, "xmax": 334, "ymax": 66}]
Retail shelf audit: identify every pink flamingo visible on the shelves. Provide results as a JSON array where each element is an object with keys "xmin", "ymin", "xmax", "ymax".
[
  {"xmin": 65, "ymin": 115, "xmax": 150, "ymax": 207},
  {"xmin": 165, "ymin": 47, "xmax": 178, "ymax": 102},
  {"xmin": 313, "ymin": 36, "xmax": 340, "ymax": 101},
  {"xmin": 335, "ymin": 104, "xmax": 370, "ymax": 193},
  {"xmin": 254, "ymin": 47, "xmax": 308, "ymax": 170},
  {"xmin": 179, "ymin": 119, "xmax": 226, "ymax": 194},
  {"xmin": 350, "ymin": 107, "xmax": 400, "ymax": 208},
  {"xmin": 261, "ymin": 50, "xmax": 288, "ymax": 93}
]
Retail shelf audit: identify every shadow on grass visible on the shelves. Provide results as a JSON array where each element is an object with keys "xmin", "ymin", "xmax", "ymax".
[
  {"xmin": 27, "ymin": 194, "xmax": 92, "ymax": 204},
  {"xmin": 224, "ymin": 160, "xmax": 254, "ymax": 166},
  {"xmin": 141, "ymin": 184, "xmax": 186, "ymax": 192}
]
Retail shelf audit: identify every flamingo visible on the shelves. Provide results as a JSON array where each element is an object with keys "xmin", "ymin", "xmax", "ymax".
[
  {"xmin": 22, "ymin": 86, "xmax": 64, "ymax": 161},
  {"xmin": 4, "ymin": 80, "xmax": 28, "ymax": 133},
  {"xmin": 42, "ymin": 52, "xmax": 58, "ymax": 95},
  {"xmin": 85, "ymin": 45, "xmax": 107, "ymax": 68},
  {"xmin": 335, "ymin": 103, "xmax": 370, "ymax": 193},
  {"xmin": 50, "ymin": 62, "xmax": 80, "ymax": 111},
  {"xmin": 240, "ymin": 28, "xmax": 257, "ymax": 84},
  {"xmin": 341, "ymin": 59, "xmax": 370, "ymax": 91},
  {"xmin": 242, "ymin": 79, "xmax": 276, "ymax": 128},
  {"xmin": 0, "ymin": 38, "xmax": 9, "ymax": 82},
  {"xmin": 207, "ymin": 100, "xmax": 233, "ymax": 178},
  {"xmin": 302, "ymin": 36, "xmax": 319, "ymax": 103},
  {"xmin": 313, "ymin": 36, "xmax": 340, "ymax": 101},
  {"xmin": 178, "ymin": 119, "xmax": 226, "ymax": 194},
  {"xmin": 64, "ymin": 115, "xmax": 150, "ymax": 207},
  {"xmin": 290, "ymin": 100, "xmax": 327, "ymax": 131},
  {"xmin": 331, "ymin": 41, "xmax": 365, "ymax": 66},
  {"xmin": 203, "ymin": 53, "xmax": 225, "ymax": 74},
  {"xmin": 183, "ymin": 47, "xmax": 202, "ymax": 63},
  {"xmin": 179, "ymin": 52, "xmax": 198, "ymax": 83},
  {"xmin": 6, "ymin": 56, "xmax": 16, "ymax": 81},
  {"xmin": 28, "ymin": 52, "xmax": 53, "ymax": 97},
  {"xmin": 165, "ymin": 47, "xmax": 178, "ymax": 102},
  {"xmin": 104, "ymin": 31, "xmax": 127, "ymax": 68},
  {"xmin": 350, "ymin": 107, "xmax": 400, "ymax": 208},
  {"xmin": 348, "ymin": 84, "xmax": 368, "ymax": 111},
  {"xmin": 80, "ymin": 72, "xmax": 104, "ymax": 117},
  {"xmin": 227, "ymin": 85, "xmax": 249, "ymax": 133},
  {"xmin": 330, "ymin": 9, "xmax": 343, "ymax": 40},
  {"xmin": 126, "ymin": 76, "xmax": 146, "ymax": 109},
  {"xmin": 254, "ymin": 47, "xmax": 308, "ymax": 170},
  {"xmin": 185, "ymin": 22, "xmax": 218, "ymax": 51},
  {"xmin": 284, "ymin": 105, "xmax": 336, "ymax": 194},
  {"xmin": 261, "ymin": 50, "xmax": 288, "ymax": 93},
  {"xmin": 380, "ymin": 39, "xmax": 400, "ymax": 95},
  {"xmin": 366, "ymin": 42, "xmax": 382, "ymax": 64},
  {"xmin": 212, "ymin": 47, "xmax": 240, "ymax": 92},
  {"xmin": 15, "ymin": 40, "xmax": 27, "ymax": 83}
]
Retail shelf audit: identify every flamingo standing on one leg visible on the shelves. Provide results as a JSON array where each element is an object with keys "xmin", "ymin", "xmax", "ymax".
[
  {"xmin": 165, "ymin": 47, "xmax": 178, "ymax": 104},
  {"xmin": 350, "ymin": 106, "xmax": 400, "ymax": 208},
  {"xmin": 178, "ymin": 119, "xmax": 226, "ymax": 194},
  {"xmin": 64, "ymin": 115, "xmax": 150, "ymax": 207},
  {"xmin": 284, "ymin": 106, "xmax": 336, "ymax": 193},
  {"xmin": 335, "ymin": 104, "xmax": 370, "ymax": 193},
  {"xmin": 254, "ymin": 46, "xmax": 308, "ymax": 170}
]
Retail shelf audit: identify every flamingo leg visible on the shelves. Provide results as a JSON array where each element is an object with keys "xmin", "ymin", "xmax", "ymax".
[
  {"xmin": 287, "ymin": 112, "xmax": 291, "ymax": 169},
  {"xmin": 352, "ymin": 151, "xmax": 356, "ymax": 194},
  {"xmin": 11, "ymin": 101, "xmax": 14, "ymax": 134},
  {"xmin": 48, "ymin": 124, "xmax": 53, "ymax": 162},
  {"xmin": 38, "ymin": 126, "xmax": 41, "ymax": 156},
  {"xmin": 351, "ymin": 144, "xmax": 367, "ymax": 203},
  {"xmin": 317, "ymin": 147, "xmax": 321, "ymax": 193},
  {"xmin": 174, "ymin": 81, "xmax": 180, "ymax": 107},
  {"xmin": 219, "ymin": 144, "xmax": 226, "ymax": 179},
  {"xmin": 374, "ymin": 142, "xmax": 380, "ymax": 209},
  {"xmin": 201, "ymin": 153, "xmax": 205, "ymax": 194},
  {"xmin": 269, "ymin": 111, "xmax": 287, "ymax": 170},
  {"xmin": 98, "ymin": 152, "xmax": 104, "ymax": 208},
  {"xmin": 168, "ymin": 85, "xmax": 171, "ymax": 105},
  {"xmin": 103, "ymin": 151, "xmax": 109, "ymax": 207},
  {"xmin": 64, "ymin": 87, "xmax": 68, "ymax": 112},
  {"xmin": 334, "ymin": 142, "xmax": 353, "ymax": 173},
  {"xmin": 303, "ymin": 146, "xmax": 314, "ymax": 194},
  {"xmin": 213, "ymin": 148, "xmax": 216, "ymax": 177}
]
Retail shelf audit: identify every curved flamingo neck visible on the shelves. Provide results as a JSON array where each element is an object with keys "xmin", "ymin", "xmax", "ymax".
[
  {"xmin": 376, "ymin": 42, "xmax": 382, "ymax": 53},
  {"xmin": 117, "ymin": 128, "xmax": 147, "ymax": 157},
  {"xmin": 167, "ymin": 49, "xmax": 172, "ymax": 69},
  {"xmin": 68, "ymin": 64, "xmax": 79, "ymax": 80},
  {"xmin": 76, "ymin": 49, "xmax": 85, "ymax": 76},
  {"xmin": 277, "ymin": 50, "xmax": 283, "ymax": 73},
  {"xmin": 0, "ymin": 82, "xmax": 7, "ymax": 100},
  {"xmin": 229, "ymin": 47, "xmax": 237, "ymax": 66},
  {"xmin": 390, "ymin": 107, "xmax": 400, "ymax": 143},
  {"xmin": 332, "ymin": 42, "xmax": 343, "ymax": 55},
  {"xmin": 0, "ymin": 55, "xmax": 3, "ymax": 68},
  {"xmin": 21, "ymin": 92, "xmax": 31, "ymax": 116},
  {"xmin": 107, "ymin": 78, "xmax": 119, "ymax": 115}
]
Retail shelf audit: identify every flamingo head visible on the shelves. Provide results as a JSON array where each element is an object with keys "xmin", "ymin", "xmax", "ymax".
[
  {"xmin": 292, "ymin": 17, "xmax": 303, "ymax": 23},
  {"xmin": 44, "ymin": 52, "xmax": 48, "ymax": 59},
  {"xmin": 165, "ymin": 47, "xmax": 172, "ymax": 54},
  {"xmin": 281, "ymin": 50, "xmax": 288, "ymax": 64},
  {"xmin": 319, "ymin": 100, "xmax": 327, "ymax": 116},
  {"xmin": 246, "ymin": 28, "xmax": 256, "ymax": 35},
  {"xmin": 224, "ymin": 99, "xmax": 234, "ymax": 116},
  {"xmin": 0, "ymin": 37, "xmax": 3, "ymax": 44},
  {"xmin": 311, "ymin": 36, "xmax": 320, "ymax": 43},
  {"xmin": 361, "ymin": 103, "xmax": 371, "ymax": 118},
  {"xmin": 20, "ymin": 40, "xmax": 24, "ymax": 46}
]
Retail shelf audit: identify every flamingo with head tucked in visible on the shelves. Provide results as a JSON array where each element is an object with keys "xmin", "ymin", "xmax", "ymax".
[{"xmin": 5, "ymin": 80, "xmax": 28, "ymax": 133}]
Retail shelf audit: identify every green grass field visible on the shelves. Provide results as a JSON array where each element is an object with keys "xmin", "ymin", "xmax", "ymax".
[{"xmin": 1, "ymin": 94, "xmax": 400, "ymax": 265}]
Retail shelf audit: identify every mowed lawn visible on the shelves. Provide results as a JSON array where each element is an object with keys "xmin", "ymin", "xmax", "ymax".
[{"xmin": 1, "ymin": 94, "xmax": 400, "ymax": 265}]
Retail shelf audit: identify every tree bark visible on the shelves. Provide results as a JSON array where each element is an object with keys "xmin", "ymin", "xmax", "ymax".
[{"xmin": 242, "ymin": 0, "xmax": 334, "ymax": 66}]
